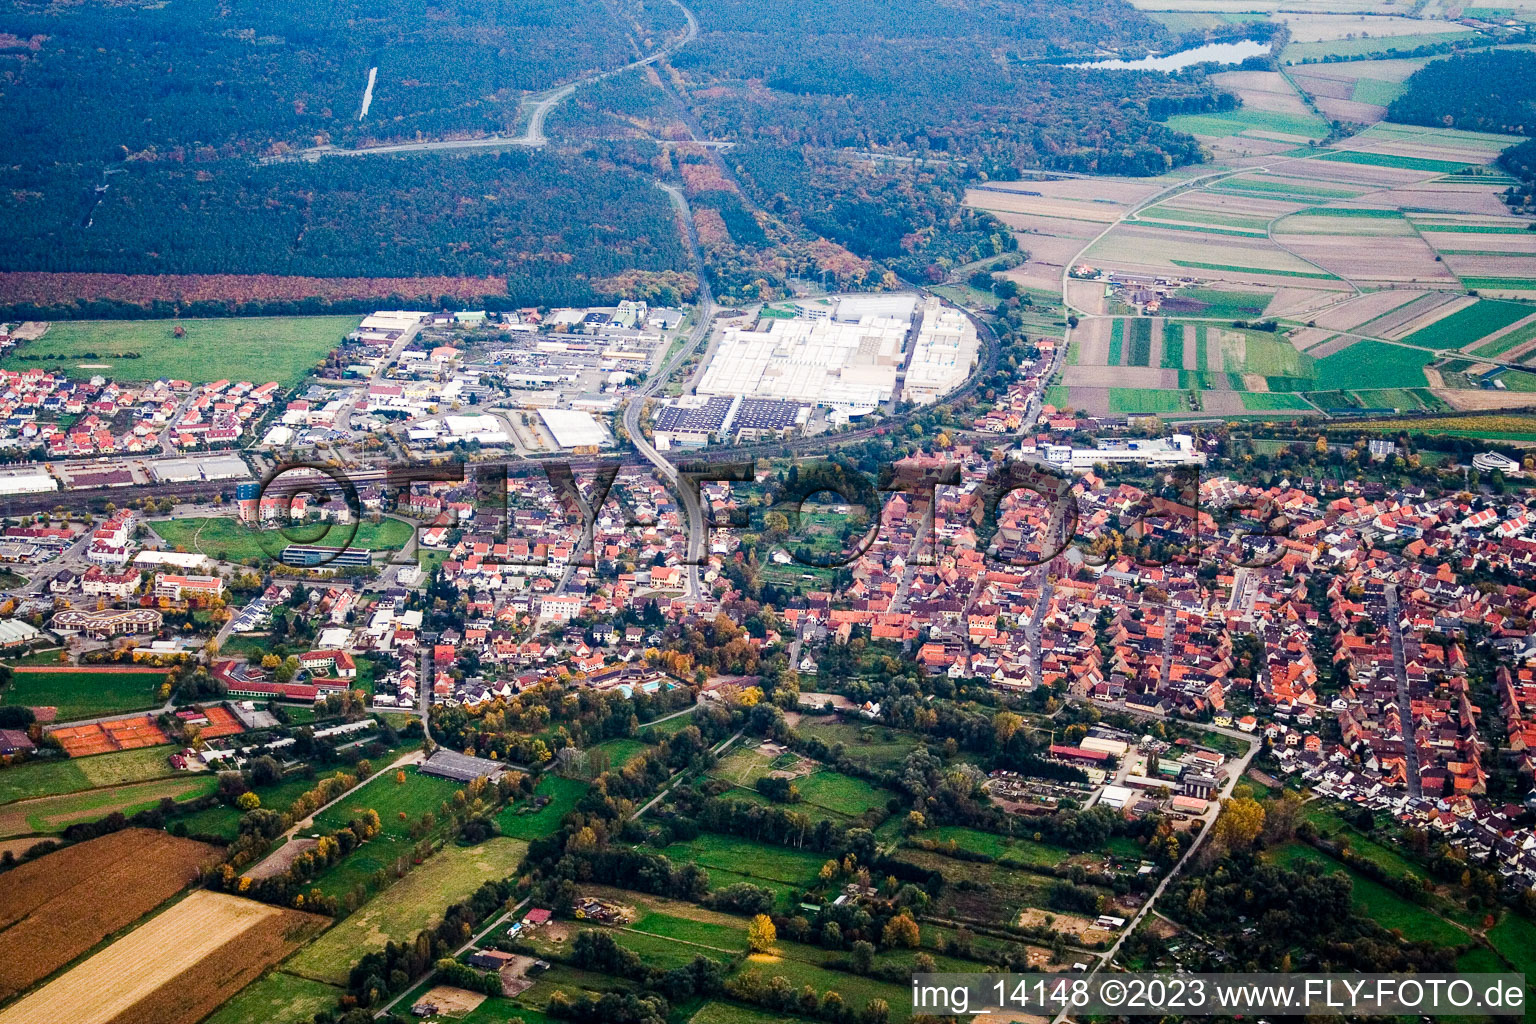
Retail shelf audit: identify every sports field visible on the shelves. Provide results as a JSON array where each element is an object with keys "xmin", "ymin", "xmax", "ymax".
[
  {"xmin": 2, "ymin": 667, "xmax": 165, "ymax": 720},
  {"xmin": 153, "ymin": 516, "xmax": 414, "ymax": 564},
  {"xmin": 0, "ymin": 316, "xmax": 357, "ymax": 386}
]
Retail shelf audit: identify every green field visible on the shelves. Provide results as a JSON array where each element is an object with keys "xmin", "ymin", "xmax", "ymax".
[
  {"xmin": 1, "ymin": 316, "xmax": 357, "ymax": 387},
  {"xmin": 1169, "ymin": 287, "xmax": 1272, "ymax": 319},
  {"xmin": 0, "ymin": 744, "xmax": 182, "ymax": 805},
  {"xmin": 592, "ymin": 737, "xmax": 649, "ymax": 768},
  {"xmin": 1109, "ymin": 388, "xmax": 1191, "ymax": 414},
  {"xmin": 1043, "ymin": 385, "xmax": 1070, "ymax": 408},
  {"xmin": 1313, "ymin": 341, "xmax": 1435, "ymax": 390},
  {"xmin": 613, "ymin": 927, "xmax": 733, "ymax": 969},
  {"xmin": 1, "ymin": 774, "xmax": 219, "ymax": 837},
  {"xmin": 737, "ymin": 946, "xmax": 916, "ymax": 1021},
  {"xmin": 1496, "ymin": 368, "xmax": 1536, "ymax": 391},
  {"xmin": 313, "ymin": 768, "xmax": 464, "ymax": 837},
  {"xmin": 1349, "ymin": 387, "xmax": 1445, "ymax": 412},
  {"xmin": 1460, "ymin": 276, "xmax": 1536, "ymax": 292},
  {"xmin": 794, "ymin": 720, "xmax": 922, "ymax": 770},
  {"xmin": 632, "ymin": 909, "xmax": 748, "ymax": 951},
  {"xmin": 1351, "ymin": 78, "xmax": 1408, "ymax": 105},
  {"xmin": 1161, "ymin": 321, "xmax": 1184, "ymax": 369},
  {"xmin": 1269, "ymin": 843, "xmax": 1464, "ymax": 947},
  {"xmin": 1239, "ymin": 392, "xmax": 1314, "ymax": 411},
  {"xmin": 1171, "ymin": 260, "xmax": 1335, "ymax": 280},
  {"xmin": 691, "ymin": 1001, "xmax": 818, "ymax": 1024},
  {"xmin": 1, "ymin": 668, "xmax": 165, "ymax": 720},
  {"xmin": 1487, "ymin": 912, "xmax": 1536, "ymax": 977},
  {"xmin": 1127, "ymin": 318, "xmax": 1152, "ymax": 366},
  {"xmin": 1223, "ymin": 331, "xmax": 1313, "ymax": 379},
  {"xmin": 795, "ymin": 770, "xmax": 891, "ymax": 817},
  {"xmin": 1400, "ymin": 298, "xmax": 1532, "ymax": 350},
  {"xmin": 1107, "ymin": 319, "xmax": 1124, "ymax": 365},
  {"xmin": 153, "ymin": 516, "xmax": 414, "ymax": 564},
  {"xmin": 1284, "ymin": 31, "xmax": 1480, "ymax": 61},
  {"xmin": 921, "ymin": 825, "xmax": 1074, "ymax": 868},
  {"xmin": 1210, "ymin": 177, "xmax": 1363, "ymax": 200},
  {"xmin": 496, "ymin": 775, "xmax": 589, "ymax": 840},
  {"xmin": 1317, "ymin": 149, "xmax": 1474, "ymax": 175},
  {"xmin": 203, "ymin": 973, "xmax": 343, "ymax": 1024},
  {"xmin": 288, "ymin": 837, "xmax": 528, "ymax": 984},
  {"xmin": 659, "ymin": 833, "xmax": 827, "ymax": 894},
  {"xmin": 1166, "ymin": 107, "xmax": 1327, "ymax": 140}
]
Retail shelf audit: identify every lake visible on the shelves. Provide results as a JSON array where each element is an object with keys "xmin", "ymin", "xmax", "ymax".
[{"xmin": 1069, "ymin": 39, "xmax": 1271, "ymax": 72}]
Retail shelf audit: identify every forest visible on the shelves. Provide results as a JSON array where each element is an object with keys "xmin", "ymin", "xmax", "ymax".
[
  {"xmin": 671, "ymin": 0, "xmax": 1225, "ymax": 177},
  {"xmin": 0, "ymin": 151, "xmax": 694, "ymax": 308},
  {"xmin": 1386, "ymin": 50, "xmax": 1536, "ymax": 136},
  {"xmin": 0, "ymin": 0, "xmax": 683, "ymax": 162}
]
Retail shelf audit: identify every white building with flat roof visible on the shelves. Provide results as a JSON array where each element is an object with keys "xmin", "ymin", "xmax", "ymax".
[
  {"xmin": 696, "ymin": 313, "xmax": 908, "ymax": 416},
  {"xmin": 540, "ymin": 409, "xmax": 613, "ymax": 448},
  {"xmin": 903, "ymin": 297, "xmax": 979, "ymax": 405}
]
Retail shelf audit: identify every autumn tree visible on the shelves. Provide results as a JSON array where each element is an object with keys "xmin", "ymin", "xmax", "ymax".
[
  {"xmin": 1212, "ymin": 796, "xmax": 1265, "ymax": 854},
  {"xmin": 748, "ymin": 913, "xmax": 777, "ymax": 953}
]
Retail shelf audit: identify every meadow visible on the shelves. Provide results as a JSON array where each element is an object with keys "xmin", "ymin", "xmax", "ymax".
[
  {"xmin": 736, "ymin": 944, "xmax": 916, "ymax": 1021},
  {"xmin": 1165, "ymin": 107, "xmax": 1327, "ymax": 140},
  {"xmin": 0, "ymin": 316, "xmax": 357, "ymax": 386},
  {"xmin": 0, "ymin": 774, "xmax": 218, "ymax": 838},
  {"xmin": 794, "ymin": 719, "xmax": 922, "ymax": 769},
  {"xmin": 311, "ymin": 768, "xmax": 463, "ymax": 837},
  {"xmin": 202, "ymin": 973, "xmax": 341, "ymax": 1024},
  {"xmin": 1269, "ymin": 843, "xmax": 1465, "ymax": 947},
  {"xmin": 496, "ymin": 775, "xmax": 589, "ymax": 840},
  {"xmin": 0, "ymin": 744, "xmax": 178, "ymax": 805},
  {"xmin": 919, "ymin": 825, "xmax": 1075, "ymax": 868},
  {"xmin": 658, "ymin": 833, "xmax": 827, "ymax": 894},
  {"xmin": 286, "ymin": 837, "xmax": 528, "ymax": 984},
  {"xmin": 2, "ymin": 667, "xmax": 165, "ymax": 720}
]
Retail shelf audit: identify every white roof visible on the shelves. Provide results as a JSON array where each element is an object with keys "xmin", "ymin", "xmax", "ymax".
[{"xmin": 539, "ymin": 409, "xmax": 612, "ymax": 448}]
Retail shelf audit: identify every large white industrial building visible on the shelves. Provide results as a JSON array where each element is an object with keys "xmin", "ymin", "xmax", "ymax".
[{"xmin": 903, "ymin": 298, "xmax": 981, "ymax": 406}]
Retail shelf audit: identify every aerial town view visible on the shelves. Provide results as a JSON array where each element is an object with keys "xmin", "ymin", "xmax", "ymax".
[{"xmin": 2, "ymin": 0, "xmax": 1536, "ymax": 1022}]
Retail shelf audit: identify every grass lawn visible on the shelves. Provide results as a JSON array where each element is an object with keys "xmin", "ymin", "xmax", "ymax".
[
  {"xmin": 920, "ymin": 825, "xmax": 1073, "ymax": 868},
  {"xmin": 1269, "ymin": 843, "xmax": 1464, "ymax": 947},
  {"xmin": 631, "ymin": 910, "xmax": 747, "ymax": 951},
  {"xmin": 153, "ymin": 516, "xmax": 413, "ymax": 564},
  {"xmin": 203, "ymin": 973, "xmax": 343, "ymax": 1024},
  {"xmin": 795, "ymin": 770, "xmax": 891, "ymax": 817},
  {"xmin": 0, "ymin": 744, "xmax": 184, "ymax": 805},
  {"xmin": 496, "ymin": 775, "xmax": 589, "ymax": 840},
  {"xmin": 1, "ymin": 316, "xmax": 357, "ymax": 386},
  {"xmin": 2, "ymin": 668, "xmax": 164, "ymax": 720},
  {"xmin": 0, "ymin": 773, "xmax": 218, "ymax": 837},
  {"xmin": 794, "ymin": 720, "xmax": 921, "ymax": 770},
  {"xmin": 614, "ymin": 927, "xmax": 733, "ymax": 969},
  {"xmin": 1454, "ymin": 945, "xmax": 1507, "ymax": 974},
  {"xmin": 659, "ymin": 833, "xmax": 827, "ymax": 892},
  {"xmin": 287, "ymin": 837, "xmax": 529, "ymax": 984},
  {"xmin": 691, "ymin": 1001, "xmax": 819, "ymax": 1024},
  {"xmin": 313, "ymin": 768, "xmax": 464, "ymax": 837},
  {"xmin": 736, "ymin": 946, "xmax": 916, "ymax": 1021},
  {"xmin": 640, "ymin": 711, "xmax": 698, "ymax": 738},
  {"xmin": 1313, "ymin": 340, "xmax": 1434, "ymax": 390},
  {"xmin": 1400, "ymin": 298, "xmax": 1532, "ymax": 350},
  {"xmin": 1487, "ymin": 912, "xmax": 1536, "ymax": 977},
  {"xmin": 592, "ymin": 737, "xmax": 649, "ymax": 768}
]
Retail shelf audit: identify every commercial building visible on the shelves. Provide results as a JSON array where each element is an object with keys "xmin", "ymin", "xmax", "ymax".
[
  {"xmin": 0, "ymin": 466, "xmax": 55, "ymax": 496},
  {"xmin": 539, "ymin": 409, "xmax": 613, "ymax": 449},
  {"xmin": 51, "ymin": 608, "xmax": 163, "ymax": 639},
  {"xmin": 902, "ymin": 297, "xmax": 980, "ymax": 406},
  {"xmin": 154, "ymin": 573, "xmax": 224, "ymax": 600}
]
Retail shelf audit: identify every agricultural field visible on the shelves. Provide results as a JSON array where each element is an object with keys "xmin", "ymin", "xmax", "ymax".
[
  {"xmin": 1398, "ymin": 298, "xmax": 1534, "ymax": 350},
  {"xmin": 0, "ymin": 773, "xmax": 219, "ymax": 838},
  {"xmin": 496, "ymin": 775, "xmax": 589, "ymax": 840},
  {"xmin": 152, "ymin": 516, "xmax": 414, "ymax": 563},
  {"xmin": 1313, "ymin": 341, "xmax": 1436, "ymax": 391},
  {"xmin": 285, "ymin": 837, "xmax": 528, "ymax": 985},
  {"xmin": 0, "ymin": 316, "xmax": 357, "ymax": 387},
  {"xmin": 1, "ymin": 667, "xmax": 166, "ymax": 720},
  {"xmin": 0, "ymin": 829, "xmax": 217, "ymax": 999},
  {"xmin": 1165, "ymin": 106, "xmax": 1328, "ymax": 141},
  {"xmin": 0, "ymin": 890, "xmax": 326, "ymax": 1024},
  {"xmin": 0, "ymin": 743, "xmax": 179, "ymax": 805}
]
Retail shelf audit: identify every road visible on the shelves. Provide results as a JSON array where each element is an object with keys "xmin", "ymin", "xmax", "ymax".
[
  {"xmin": 292, "ymin": 0, "xmax": 700, "ymax": 163},
  {"xmin": 624, "ymin": 181, "xmax": 715, "ymax": 603},
  {"xmin": 1383, "ymin": 583, "xmax": 1422, "ymax": 798},
  {"xmin": 1049, "ymin": 716, "xmax": 1259, "ymax": 1024}
]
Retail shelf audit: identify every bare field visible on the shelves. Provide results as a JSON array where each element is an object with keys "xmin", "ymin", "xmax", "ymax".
[
  {"xmin": 1088, "ymin": 225, "xmax": 1323, "ymax": 274},
  {"xmin": 1066, "ymin": 280, "xmax": 1109, "ymax": 316},
  {"xmin": 1275, "ymin": 233, "xmax": 1456, "ymax": 285},
  {"xmin": 966, "ymin": 192, "xmax": 1122, "ymax": 222},
  {"xmin": 1387, "ymin": 183, "xmax": 1513, "ymax": 216},
  {"xmin": 1266, "ymin": 287, "xmax": 1350, "ymax": 319},
  {"xmin": 0, "ymin": 829, "xmax": 218, "ymax": 1000},
  {"xmin": 1352, "ymin": 291, "xmax": 1461, "ymax": 337},
  {"xmin": 1288, "ymin": 327, "xmax": 1337, "ymax": 351},
  {"xmin": 0, "ymin": 891, "xmax": 326, "ymax": 1024},
  {"xmin": 1435, "ymin": 388, "xmax": 1536, "ymax": 411},
  {"xmin": 1063, "ymin": 366, "xmax": 1175, "ymax": 387},
  {"xmin": 1074, "ymin": 318, "xmax": 1112, "ymax": 365},
  {"xmin": 1423, "ymin": 232, "xmax": 1536, "ymax": 255},
  {"xmin": 1379, "ymin": 294, "xmax": 1478, "ymax": 340},
  {"xmin": 1276, "ymin": 13, "xmax": 1470, "ymax": 41},
  {"xmin": 1209, "ymin": 70, "xmax": 1314, "ymax": 116},
  {"xmin": 1314, "ymin": 97, "xmax": 1387, "ymax": 123},
  {"xmin": 1308, "ymin": 335, "xmax": 1360, "ymax": 358}
]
